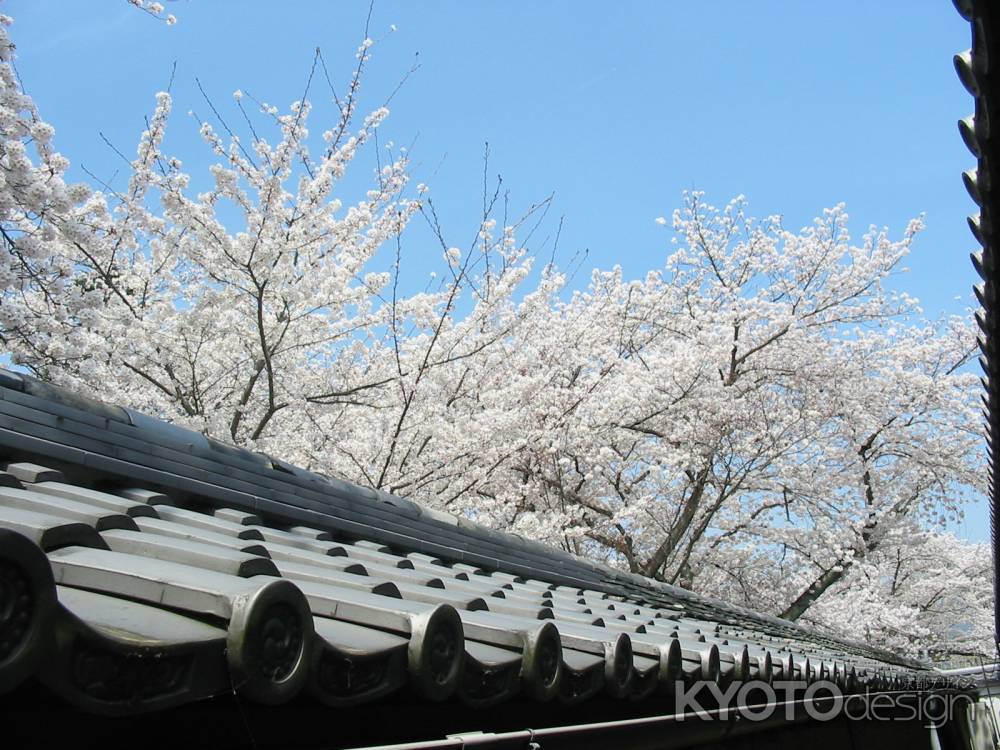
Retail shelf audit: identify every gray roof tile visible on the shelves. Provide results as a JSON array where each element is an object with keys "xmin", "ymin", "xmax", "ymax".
[
  {"xmin": 132, "ymin": 516, "xmax": 271, "ymax": 556},
  {"xmin": 213, "ymin": 507, "xmax": 262, "ymax": 525},
  {"xmin": 115, "ymin": 486, "xmax": 173, "ymax": 505},
  {"xmin": 0, "ymin": 487, "xmax": 140, "ymax": 531},
  {"xmin": 41, "ymin": 586, "xmax": 230, "ymax": 715},
  {"xmin": 309, "ymin": 615, "xmax": 408, "ymax": 706},
  {"xmin": 1, "ymin": 461, "xmax": 64, "ymax": 483},
  {"xmin": 0, "ymin": 369, "xmax": 957, "ymax": 726},
  {"xmin": 29, "ymin": 481, "xmax": 159, "ymax": 518},
  {"xmin": 152, "ymin": 504, "xmax": 265, "ymax": 539},
  {"xmin": 99, "ymin": 528, "xmax": 279, "ymax": 577},
  {"xmin": 0, "ymin": 505, "xmax": 108, "ymax": 551}
]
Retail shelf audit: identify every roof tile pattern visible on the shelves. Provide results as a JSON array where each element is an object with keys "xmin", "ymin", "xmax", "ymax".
[
  {"xmin": 954, "ymin": 0, "xmax": 1000, "ymax": 646},
  {"xmin": 0, "ymin": 373, "xmax": 953, "ymax": 717}
]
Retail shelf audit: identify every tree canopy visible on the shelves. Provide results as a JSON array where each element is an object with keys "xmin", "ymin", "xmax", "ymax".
[{"xmin": 0, "ymin": 5, "xmax": 989, "ymax": 660}]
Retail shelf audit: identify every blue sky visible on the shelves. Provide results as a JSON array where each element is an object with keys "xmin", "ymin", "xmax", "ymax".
[{"xmin": 6, "ymin": 2, "xmax": 989, "ymax": 541}]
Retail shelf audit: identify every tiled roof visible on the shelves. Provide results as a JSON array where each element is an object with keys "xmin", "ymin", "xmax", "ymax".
[
  {"xmin": 955, "ymin": 0, "xmax": 1000, "ymax": 646},
  {"xmin": 3, "ymin": 5, "xmax": 992, "ymax": 742},
  {"xmin": 0, "ymin": 367, "xmax": 955, "ymax": 731}
]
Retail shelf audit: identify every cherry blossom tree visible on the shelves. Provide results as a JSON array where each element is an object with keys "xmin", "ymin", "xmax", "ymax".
[
  {"xmin": 0, "ymin": 14, "xmax": 101, "ymax": 365},
  {"xmin": 456, "ymin": 198, "xmax": 980, "ymax": 576},
  {"xmin": 0, "ymin": 9, "xmax": 988, "ymax": 656},
  {"xmin": 126, "ymin": 0, "xmax": 177, "ymax": 26},
  {"xmin": 803, "ymin": 530, "xmax": 993, "ymax": 659}
]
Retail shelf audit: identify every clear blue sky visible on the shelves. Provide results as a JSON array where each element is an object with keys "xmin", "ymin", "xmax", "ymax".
[{"xmin": 6, "ymin": 1, "xmax": 989, "ymax": 541}]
